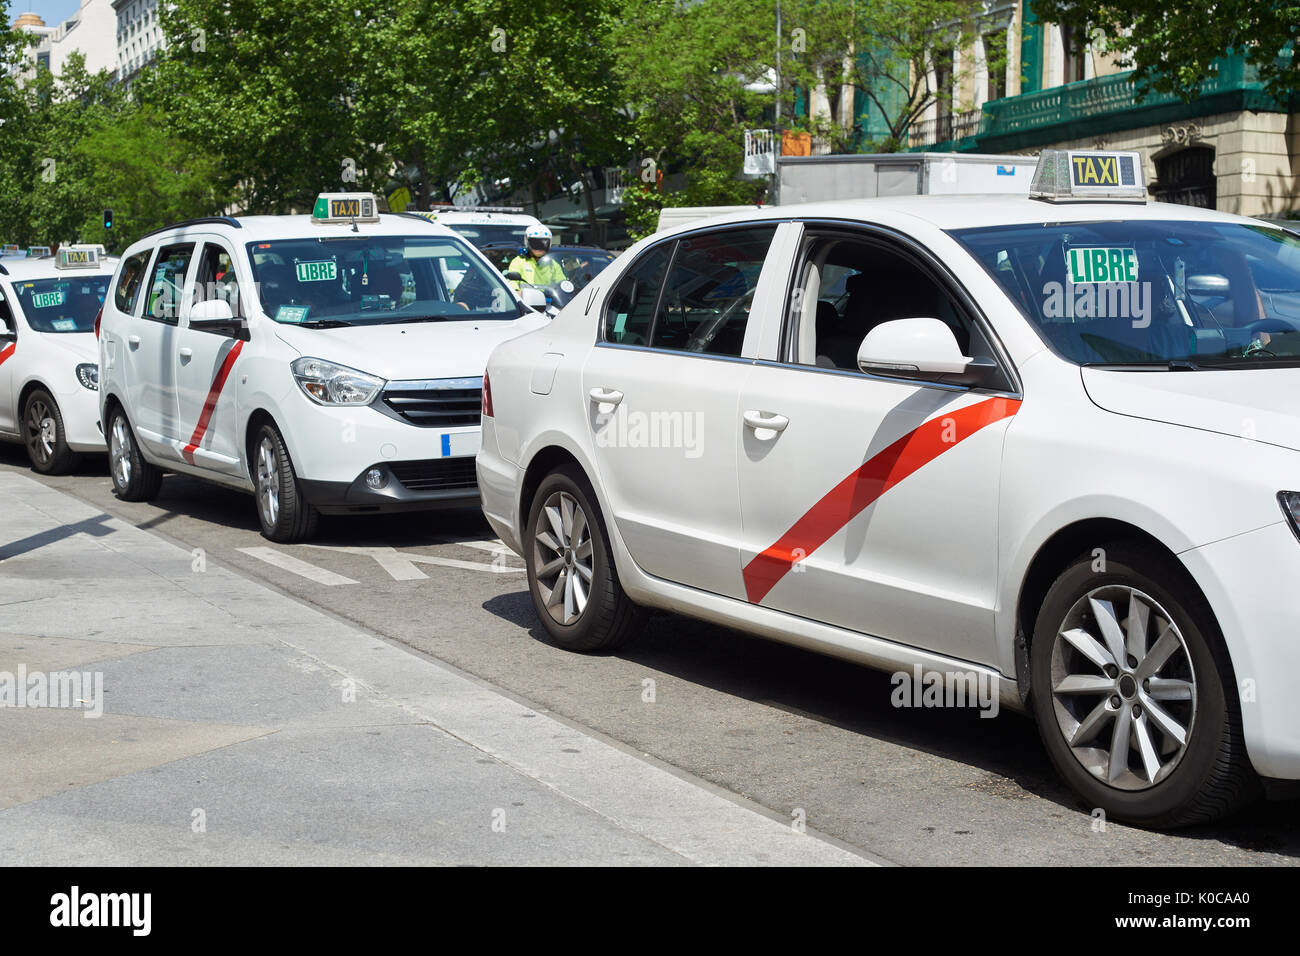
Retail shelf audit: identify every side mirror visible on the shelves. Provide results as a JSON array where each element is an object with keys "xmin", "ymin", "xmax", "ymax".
[
  {"xmin": 519, "ymin": 287, "xmax": 547, "ymax": 310},
  {"xmin": 189, "ymin": 298, "xmax": 249, "ymax": 340},
  {"xmin": 504, "ymin": 271, "xmax": 523, "ymax": 281},
  {"xmin": 857, "ymin": 318, "xmax": 998, "ymax": 388},
  {"xmin": 0, "ymin": 313, "xmax": 14, "ymax": 338}
]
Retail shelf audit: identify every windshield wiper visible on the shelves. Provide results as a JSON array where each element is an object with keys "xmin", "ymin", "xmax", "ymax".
[
  {"xmin": 295, "ymin": 319, "xmax": 353, "ymax": 329},
  {"xmin": 1168, "ymin": 359, "xmax": 1200, "ymax": 371},
  {"xmin": 381, "ymin": 314, "xmax": 452, "ymax": 324}
]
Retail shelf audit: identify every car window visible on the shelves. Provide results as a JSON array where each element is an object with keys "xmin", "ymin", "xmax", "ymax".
[
  {"xmin": 0, "ymin": 291, "xmax": 14, "ymax": 334},
  {"xmin": 787, "ymin": 230, "xmax": 1007, "ymax": 387},
  {"xmin": 144, "ymin": 243, "xmax": 195, "ymax": 325},
  {"xmin": 192, "ymin": 242, "xmax": 242, "ymax": 318},
  {"xmin": 603, "ymin": 242, "xmax": 671, "ymax": 346},
  {"xmin": 11, "ymin": 276, "xmax": 111, "ymax": 333},
  {"xmin": 114, "ymin": 250, "xmax": 152, "ymax": 315},
  {"xmin": 649, "ymin": 227, "xmax": 775, "ymax": 357}
]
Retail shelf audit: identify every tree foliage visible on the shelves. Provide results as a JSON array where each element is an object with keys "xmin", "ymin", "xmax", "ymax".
[{"xmin": 1031, "ymin": 0, "xmax": 1300, "ymax": 100}]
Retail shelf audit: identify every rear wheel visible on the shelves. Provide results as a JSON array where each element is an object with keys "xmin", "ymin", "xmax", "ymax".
[
  {"xmin": 23, "ymin": 389, "xmax": 78, "ymax": 474},
  {"xmin": 107, "ymin": 406, "xmax": 162, "ymax": 501},
  {"xmin": 525, "ymin": 464, "xmax": 644, "ymax": 651},
  {"xmin": 253, "ymin": 422, "xmax": 318, "ymax": 543},
  {"xmin": 1030, "ymin": 542, "xmax": 1257, "ymax": 827}
]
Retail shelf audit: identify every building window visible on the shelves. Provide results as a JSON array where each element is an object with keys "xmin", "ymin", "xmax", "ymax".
[
  {"xmin": 36, "ymin": 51, "xmax": 50, "ymax": 71},
  {"xmin": 1061, "ymin": 24, "xmax": 1086, "ymax": 84},
  {"xmin": 984, "ymin": 33, "xmax": 1006, "ymax": 101}
]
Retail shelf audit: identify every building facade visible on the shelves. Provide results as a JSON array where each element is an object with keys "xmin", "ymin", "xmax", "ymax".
[
  {"xmin": 113, "ymin": 0, "xmax": 164, "ymax": 83},
  {"xmin": 12, "ymin": 2, "xmax": 117, "ymax": 81},
  {"xmin": 909, "ymin": 1, "xmax": 1295, "ymax": 217}
]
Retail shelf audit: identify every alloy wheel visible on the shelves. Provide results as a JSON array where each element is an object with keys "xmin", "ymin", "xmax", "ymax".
[
  {"xmin": 532, "ymin": 490, "xmax": 594, "ymax": 625},
  {"xmin": 256, "ymin": 436, "xmax": 279, "ymax": 529},
  {"xmin": 24, "ymin": 398, "xmax": 55, "ymax": 465},
  {"xmin": 109, "ymin": 415, "xmax": 132, "ymax": 487},
  {"xmin": 1050, "ymin": 585, "xmax": 1198, "ymax": 791}
]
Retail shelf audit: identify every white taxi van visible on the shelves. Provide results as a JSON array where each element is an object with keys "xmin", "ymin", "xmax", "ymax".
[
  {"xmin": 479, "ymin": 150, "xmax": 1300, "ymax": 827},
  {"xmin": 407, "ymin": 206, "xmax": 544, "ymax": 249},
  {"xmin": 0, "ymin": 245, "xmax": 116, "ymax": 472},
  {"xmin": 98, "ymin": 194, "xmax": 547, "ymax": 542}
]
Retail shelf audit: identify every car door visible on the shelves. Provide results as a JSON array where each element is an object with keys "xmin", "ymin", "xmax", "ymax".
[
  {"xmin": 129, "ymin": 242, "xmax": 195, "ymax": 457},
  {"xmin": 0, "ymin": 285, "xmax": 17, "ymax": 435},
  {"xmin": 736, "ymin": 224, "xmax": 1020, "ymax": 667},
  {"xmin": 581, "ymin": 222, "xmax": 795, "ymax": 600},
  {"xmin": 174, "ymin": 239, "xmax": 249, "ymax": 477}
]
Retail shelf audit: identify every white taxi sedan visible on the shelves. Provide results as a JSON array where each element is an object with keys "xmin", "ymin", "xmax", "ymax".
[
  {"xmin": 478, "ymin": 150, "xmax": 1300, "ymax": 827},
  {"xmin": 0, "ymin": 246, "xmax": 116, "ymax": 472}
]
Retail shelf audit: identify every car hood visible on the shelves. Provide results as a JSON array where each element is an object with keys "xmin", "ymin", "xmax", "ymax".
[
  {"xmin": 42, "ymin": 331, "xmax": 98, "ymax": 363},
  {"xmin": 1082, "ymin": 366, "xmax": 1300, "ymax": 451},
  {"xmin": 272, "ymin": 313, "xmax": 547, "ymax": 381}
]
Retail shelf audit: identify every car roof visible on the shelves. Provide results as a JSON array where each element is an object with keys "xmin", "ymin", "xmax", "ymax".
[
  {"xmin": 656, "ymin": 194, "xmax": 1262, "ymax": 235},
  {"xmin": 0, "ymin": 257, "xmax": 118, "ymax": 281},
  {"xmin": 128, "ymin": 213, "xmax": 467, "ymax": 249}
]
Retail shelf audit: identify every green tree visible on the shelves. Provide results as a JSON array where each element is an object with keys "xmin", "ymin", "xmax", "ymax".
[{"xmin": 1030, "ymin": 0, "xmax": 1300, "ymax": 100}]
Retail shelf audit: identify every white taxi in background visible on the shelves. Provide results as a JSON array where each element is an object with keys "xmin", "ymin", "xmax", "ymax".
[
  {"xmin": 0, "ymin": 246, "xmax": 116, "ymax": 472},
  {"xmin": 479, "ymin": 150, "xmax": 1300, "ymax": 827},
  {"xmin": 98, "ymin": 193, "xmax": 547, "ymax": 542}
]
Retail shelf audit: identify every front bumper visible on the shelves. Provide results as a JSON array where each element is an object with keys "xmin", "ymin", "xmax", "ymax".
[
  {"xmin": 300, "ymin": 457, "xmax": 479, "ymax": 514},
  {"xmin": 1182, "ymin": 520, "xmax": 1300, "ymax": 780}
]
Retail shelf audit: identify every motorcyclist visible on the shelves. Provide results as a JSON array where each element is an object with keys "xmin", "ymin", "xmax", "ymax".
[{"xmin": 507, "ymin": 225, "xmax": 566, "ymax": 291}]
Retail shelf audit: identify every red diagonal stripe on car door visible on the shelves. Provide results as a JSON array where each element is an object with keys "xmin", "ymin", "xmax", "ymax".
[
  {"xmin": 0, "ymin": 343, "xmax": 14, "ymax": 367},
  {"xmin": 742, "ymin": 396, "xmax": 1021, "ymax": 604},
  {"xmin": 181, "ymin": 341, "xmax": 243, "ymax": 465}
]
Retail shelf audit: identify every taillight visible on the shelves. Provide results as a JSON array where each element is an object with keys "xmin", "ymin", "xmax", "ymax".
[
  {"xmin": 481, "ymin": 372, "xmax": 494, "ymax": 418},
  {"xmin": 93, "ymin": 306, "xmax": 103, "ymax": 339}
]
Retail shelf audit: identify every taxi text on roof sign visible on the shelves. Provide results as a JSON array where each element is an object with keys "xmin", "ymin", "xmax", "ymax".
[
  {"xmin": 56, "ymin": 246, "xmax": 100, "ymax": 269},
  {"xmin": 312, "ymin": 192, "xmax": 379, "ymax": 224},
  {"xmin": 1029, "ymin": 149, "xmax": 1146, "ymax": 202},
  {"xmin": 56, "ymin": 246, "xmax": 99, "ymax": 268}
]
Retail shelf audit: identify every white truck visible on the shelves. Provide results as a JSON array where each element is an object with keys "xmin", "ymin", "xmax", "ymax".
[{"xmin": 656, "ymin": 152, "xmax": 1037, "ymax": 231}]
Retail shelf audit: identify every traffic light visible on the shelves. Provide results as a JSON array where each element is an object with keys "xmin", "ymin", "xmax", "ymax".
[{"xmin": 103, "ymin": 209, "xmax": 113, "ymax": 230}]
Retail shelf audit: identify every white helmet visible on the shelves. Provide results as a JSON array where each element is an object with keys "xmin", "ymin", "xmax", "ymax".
[{"xmin": 525, "ymin": 224, "xmax": 552, "ymax": 254}]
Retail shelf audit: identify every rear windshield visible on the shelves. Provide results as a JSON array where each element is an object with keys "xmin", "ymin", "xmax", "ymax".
[
  {"xmin": 10, "ymin": 276, "xmax": 110, "ymax": 333},
  {"xmin": 949, "ymin": 220, "xmax": 1300, "ymax": 368},
  {"xmin": 442, "ymin": 223, "xmax": 530, "ymax": 247},
  {"xmin": 246, "ymin": 235, "xmax": 522, "ymax": 326}
]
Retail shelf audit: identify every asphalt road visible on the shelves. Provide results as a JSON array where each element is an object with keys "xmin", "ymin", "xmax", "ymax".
[{"xmin": 2, "ymin": 442, "xmax": 1296, "ymax": 865}]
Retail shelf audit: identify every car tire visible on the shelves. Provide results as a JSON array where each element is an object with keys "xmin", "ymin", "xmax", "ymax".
[
  {"xmin": 525, "ymin": 464, "xmax": 645, "ymax": 652},
  {"xmin": 107, "ymin": 406, "xmax": 163, "ymax": 501},
  {"xmin": 253, "ymin": 422, "xmax": 319, "ymax": 543},
  {"xmin": 1030, "ymin": 541, "xmax": 1258, "ymax": 828},
  {"xmin": 23, "ymin": 388, "xmax": 79, "ymax": 475}
]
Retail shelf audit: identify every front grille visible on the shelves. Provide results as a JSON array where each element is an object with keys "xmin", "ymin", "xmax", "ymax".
[
  {"xmin": 382, "ymin": 377, "xmax": 483, "ymax": 428},
  {"xmin": 388, "ymin": 457, "xmax": 478, "ymax": 492}
]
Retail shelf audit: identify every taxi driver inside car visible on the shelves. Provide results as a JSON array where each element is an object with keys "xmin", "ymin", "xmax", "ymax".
[
  {"xmin": 0, "ymin": 244, "xmax": 115, "ymax": 474},
  {"xmin": 476, "ymin": 147, "xmax": 1300, "ymax": 829},
  {"xmin": 96, "ymin": 192, "xmax": 546, "ymax": 543}
]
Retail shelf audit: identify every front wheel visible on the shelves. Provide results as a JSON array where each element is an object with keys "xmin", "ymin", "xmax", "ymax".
[
  {"xmin": 23, "ymin": 389, "xmax": 78, "ymax": 474},
  {"xmin": 253, "ymin": 422, "xmax": 318, "ymax": 543},
  {"xmin": 107, "ymin": 406, "xmax": 162, "ymax": 501},
  {"xmin": 1030, "ymin": 542, "xmax": 1258, "ymax": 828},
  {"xmin": 524, "ymin": 465, "xmax": 644, "ymax": 651}
]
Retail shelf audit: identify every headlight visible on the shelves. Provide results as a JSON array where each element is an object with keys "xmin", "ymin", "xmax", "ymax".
[
  {"xmin": 75, "ymin": 363, "xmax": 99, "ymax": 391},
  {"xmin": 291, "ymin": 357, "xmax": 384, "ymax": 406},
  {"xmin": 1279, "ymin": 492, "xmax": 1300, "ymax": 542}
]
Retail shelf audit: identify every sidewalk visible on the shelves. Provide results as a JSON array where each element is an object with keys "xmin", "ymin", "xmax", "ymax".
[{"xmin": 0, "ymin": 472, "xmax": 871, "ymax": 866}]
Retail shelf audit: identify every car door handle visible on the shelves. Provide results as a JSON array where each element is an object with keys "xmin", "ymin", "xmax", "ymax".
[
  {"xmin": 178, "ymin": 347, "xmax": 193, "ymax": 362},
  {"xmin": 588, "ymin": 387, "xmax": 624, "ymax": 407},
  {"xmin": 743, "ymin": 410, "xmax": 789, "ymax": 433},
  {"xmin": 127, "ymin": 334, "xmax": 141, "ymax": 349}
]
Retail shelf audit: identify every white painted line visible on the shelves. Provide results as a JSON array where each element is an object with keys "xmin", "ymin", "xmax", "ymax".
[
  {"xmin": 236, "ymin": 547, "xmax": 358, "ymax": 586},
  {"xmin": 306, "ymin": 545, "xmax": 523, "ymax": 580}
]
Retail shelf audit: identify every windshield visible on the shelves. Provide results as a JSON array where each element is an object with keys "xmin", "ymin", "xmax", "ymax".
[
  {"xmin": 246, "ymin": 236, "xmax": 522, "ymax": 325},
  {"xmin": 10, "ymin": 276, "xmax": 109, "ymax": 333},
  {"xmin": 552, "ymin": 249, "xmax": 615, "ymax": 290},
  {"xmin": 949, "ymin": 220, "xmax": 1300, "ymax": 368},
  {"xmin": 441, "ymin": 223, "xmax": 530, "ymax": 248}
]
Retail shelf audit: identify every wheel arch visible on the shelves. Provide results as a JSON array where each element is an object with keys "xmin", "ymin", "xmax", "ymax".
[
  {"xmin": 519, "ymin": 444, "xmax": 586, "ymax": 541},
  {"xmin": 1014, "ymin": 518, "xmax": 1230, "ymax": 701},
  {"xmin": 243, "ymin": 408, "xmax": 278, "ymax": 482}
]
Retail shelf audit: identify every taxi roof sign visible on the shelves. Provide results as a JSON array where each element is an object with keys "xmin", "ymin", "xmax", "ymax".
[
  {"xmin": 56, "ymin": 245, "xmax": 100, "ymax": 269},
  {"xmin": 1030, "ymin": 149, "xmax": 1146, "ymax": 202},
  {"xmin": 312, "ymin": 193, "xmax": 379, "ymax": 224},
  {"xmin": 27, "ymin": 245, "xmax": 52, "ymax": 258}
]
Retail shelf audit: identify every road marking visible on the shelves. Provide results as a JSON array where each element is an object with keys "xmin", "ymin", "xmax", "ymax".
[
  {"xmin": 436, "ymin": 537, "xmax": 513, "ymax": 556},
  {"xmin": 305, "ymin": 545, "xmax": 523, "ymax": 580},
  {"xmin": 237, "ymin": 546, "xmax": 358, "ymax": 585}
]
